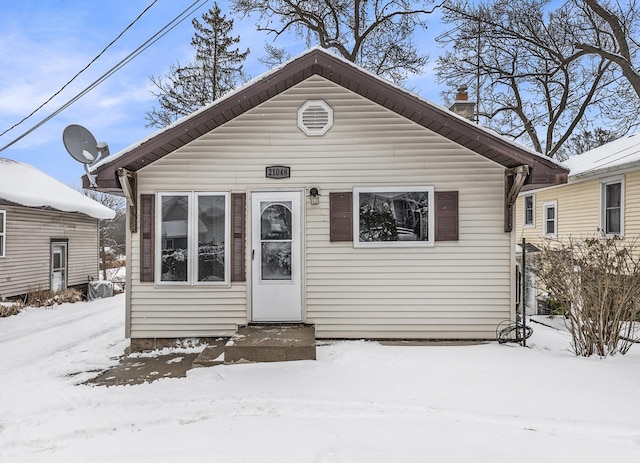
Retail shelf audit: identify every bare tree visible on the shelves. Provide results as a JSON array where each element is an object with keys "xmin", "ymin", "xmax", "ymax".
[
  {"xmin": 437, "ymin": 0, "xmax": 638, "ymax": 158},
  {"xmin": 573, "ymin": 0, "xmax": 640, "ymax": 99},
  {"xmin": 258, "ymin": 44, "xmax": 291, "ymax": 69},
  {"xmin": 231, "ymin": 0, "xmax": 441, "ymax": 85},
  {"xmin": 81, "ymin": 189, "xmax": 126, "ymax": 281},
  {"xmin": 146, "ymin": 3, "xmax": 249, "ymax": 128},
  {"xmin": 535, "ymin": 237, "xmax": 640, "ymax": 356},
  {"xmin": 557, "ymin": 128, "xmax": 620, "ymax": 160}
]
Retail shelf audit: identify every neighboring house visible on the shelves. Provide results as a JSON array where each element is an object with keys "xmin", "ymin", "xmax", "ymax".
[
  {"xmin": 0, "ymin": 158, "xmax": 115, "ymax": 299},
  {"xmin": 84, "ymin": 47, "xmax": 567, "ymax": 348},
  {"xmin": 515, "ymin": 133, "xmax": 640, "ymax": 313},
  {"xmin": 516, "ymin": 133, "xmax": 640, "ymax": 242}
]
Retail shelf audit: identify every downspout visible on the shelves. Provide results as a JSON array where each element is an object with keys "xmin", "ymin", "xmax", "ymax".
[
  {"xmin": 117, "ymin": 168, "xmax": 136, "ymax": 340},
  {"xmin": 504, "ymin": 165, "xmax": 530, "ymax": 232}
]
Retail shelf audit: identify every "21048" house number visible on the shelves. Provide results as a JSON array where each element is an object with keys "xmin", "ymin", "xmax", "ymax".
[{"xmin": 265, "ymin": 166, "xmax": 291, "ymax": 179}]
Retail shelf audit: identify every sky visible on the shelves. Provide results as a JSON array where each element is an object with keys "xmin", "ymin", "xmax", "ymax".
[{"xmin": 0, "ymin": 0, "xmax": 448, "ymax": 188}]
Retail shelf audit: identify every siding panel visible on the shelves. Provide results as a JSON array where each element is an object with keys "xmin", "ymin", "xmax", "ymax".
[
  {"xmin": 129, "ymin": 76, "xmax": 513, "ymax": 339},
  {"xmin": 0, "ymin": 205, "xmax": 99, "ymax": 298},
  {"xmin": 517, "ymin": 172, "xmax": 640, "ymax": 244},
  {"xmin": 624, "ymin": 171, "xmax": 640, "ymax": 238}
]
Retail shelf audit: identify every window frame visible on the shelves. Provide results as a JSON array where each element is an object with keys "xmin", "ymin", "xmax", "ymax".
[
  {"xmin": 600, "ymin": 177, "xmax": 624, "ymax": 237},
  {"xmin": 542, "ymin": 201, "xmax": 558, "ymax": 238},
  {"xmin": 523, "ymin": 194, "xmax": 535, "ymax": 227},
  {"xmin": 353, "ymin": 186, "xmax": 435, "ymax": 248},
  {"xmin": 0, "ymin": 210, "xmax": 5, "ymax": 257},
  {"xmin": 155, "ymin": 192, "xmax": 230, "ymax": 286}
]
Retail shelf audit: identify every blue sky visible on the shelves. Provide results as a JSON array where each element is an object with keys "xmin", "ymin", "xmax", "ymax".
[{"xmin": 0, "ymin": 1, "xmax": 447, "ymax": 187}]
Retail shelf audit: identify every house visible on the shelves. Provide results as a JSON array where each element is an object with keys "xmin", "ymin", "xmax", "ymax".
[
  {"xmin": 516, "ymin": 133, "xmax": 640, "ymax": 242},
  {"xmin": 0, "ymin": 158, "xmax": 115, "ymax": 299},
  {"xmin": 515, "ymin": 133, "xmax": 640, "ymax": 313},
  {"xmin": 84, "ymin": 47, "xmax": 567, "ymax": 349}
]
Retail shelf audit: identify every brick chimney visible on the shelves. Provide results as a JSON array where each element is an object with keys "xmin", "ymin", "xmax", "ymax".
[{"xmin": 449, "ymin": 85, "xmax": 476, "ymax": 121}]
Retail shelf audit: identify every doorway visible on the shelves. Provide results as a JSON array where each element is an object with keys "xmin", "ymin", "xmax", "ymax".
[
  {"xmin": 251, "ymin": 192, "xmax": 302, "ymax": 322},
  {"xmin": 51, "ymin": 241, "xmax": 68, "ymax": 292}
]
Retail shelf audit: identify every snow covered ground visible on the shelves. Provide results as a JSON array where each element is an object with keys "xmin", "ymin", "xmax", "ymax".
[{"xmin": 1, "ymin": 294, "xmax": 639, "ymax": 462}]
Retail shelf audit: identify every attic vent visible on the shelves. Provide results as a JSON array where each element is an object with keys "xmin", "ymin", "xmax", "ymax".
[{"xmin": 298, "ymin": 100, "xmax": 333, "ymax": 136}]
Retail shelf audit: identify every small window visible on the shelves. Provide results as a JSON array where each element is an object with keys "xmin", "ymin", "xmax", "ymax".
[
  {"xmin": 601, "ymin": 178, "xmax": 623, "ymax": 236},
  {"xmin": 0, "ymin": 210, "xmax": 5, "ymax": 257},
  {"xmin": 157, "ymin": 192, "xmax": 229, "ymax": 285},
  {"xmin": 523, "ymin": 195, "xmax": 534, "ymax": 226},
  {"xmin": 354, "ymin": 187, "xmax": 434, "ymax": 247},
  {"xmin": 298, "ymin": 100, "xmax": 333, "ymax": 136},
  {"xmin": 543, "ymin": 201, "xmax": 557, "ymax": 238}
]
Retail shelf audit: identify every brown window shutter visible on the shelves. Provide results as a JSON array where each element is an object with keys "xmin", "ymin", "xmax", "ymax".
[
  {"xmin": 231, "ymin": 193, "xmax": 246, "ymax": 282},
  {"xmin": 435, "ymin": 191, "xmax": 459, "ymax": 241},
  {"xmin": 330, "ymin": 192, "xmax": 353, "ymax": 242},
  {"xmin": 140, "ymin": 194, "xmax": 155, "ymax": 282}
]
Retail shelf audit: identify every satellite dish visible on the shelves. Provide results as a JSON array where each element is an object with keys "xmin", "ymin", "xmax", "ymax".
[
  {"xmin": 62, "ymin": 124, "xmax": 110, "ymax": 187},
  {"xmin": 63, "ymin": 124, "xmax": 99, "ymax": 164}
]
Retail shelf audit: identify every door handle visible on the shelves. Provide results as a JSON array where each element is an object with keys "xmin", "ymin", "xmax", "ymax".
[{"xmin": 252, "ymin": 249, "xmax": 255, "ymax": 261}]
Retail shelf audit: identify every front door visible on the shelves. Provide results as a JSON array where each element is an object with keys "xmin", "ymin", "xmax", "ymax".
[
  {"xmin": 51, "ymin": 241, "xmax": 67, "ymax": 292},
  {"xmin": 251, "ymin": 192, "xmax": 302, "ymax": 322}
]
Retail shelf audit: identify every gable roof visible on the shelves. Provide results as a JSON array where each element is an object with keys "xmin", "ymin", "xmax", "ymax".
[
  {"xmin": 84, "ymin": 47, "xmax": 568, "ymax": 193},
  {"xmin": 562, "ymin": 133, "xmax": 640, "ymax": 180},
  {"xmin": 0, "ymin": 158, "xmax": 115, "ymax": 220}
]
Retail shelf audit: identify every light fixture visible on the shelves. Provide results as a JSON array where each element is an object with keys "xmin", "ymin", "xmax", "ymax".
[{"xmin": 309, "ymin": 187, "xmax": 320, "ymax": 205}]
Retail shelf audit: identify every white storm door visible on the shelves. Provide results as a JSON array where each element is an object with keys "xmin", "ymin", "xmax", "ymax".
[
  {"xmin": 51, "ymin": 242, "xmax": 67, "ymax": 292},
  {"xmin": 251, "ymin": 192, "xmax": 302, "ymax": 322}
]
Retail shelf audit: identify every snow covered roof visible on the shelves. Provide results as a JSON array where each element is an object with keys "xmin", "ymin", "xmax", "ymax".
[
  {"xmin": 562, "ymin": 133, "xmax": 640, "ymax": 179},
  {"xmin": 86, "ymin": 47, "xmax": 568, "ymax": 193},
  {"xmin": 0, "ymin": 158, "xmax": 116, "ymax": 220}
]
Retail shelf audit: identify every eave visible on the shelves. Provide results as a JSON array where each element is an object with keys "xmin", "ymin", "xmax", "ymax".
[{"xmin": 84, "ymin": 48, "xmax": 568, "ymax": 194}]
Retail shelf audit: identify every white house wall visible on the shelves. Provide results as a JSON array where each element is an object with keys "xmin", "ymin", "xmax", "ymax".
[
  {"xmin": 0, "ymin": 204, "xmax": 100, "ymax": 298},
  {"xmin": 130, "ymin": 76, "xmax": 512, "ymax": 340}
]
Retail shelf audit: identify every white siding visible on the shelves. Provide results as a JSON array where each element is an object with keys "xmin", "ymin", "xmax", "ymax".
[
  {"xmin": 130, "ymin": 76, "xmax": 513, "ymax": 339},
  {"xmin": 0, "ymin": 204, "xmax": 100, "ymax": 298}
]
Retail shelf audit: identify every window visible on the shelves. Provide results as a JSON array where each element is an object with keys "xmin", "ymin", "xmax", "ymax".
[
  {"xmin": 543, "ymin": 201, "xmax": 557, "ymax": 238},
  {"xmin": 523, "ymin": 195, "xmax": 534, "ymax": 226},
  {"xmin": 157, "ymin": 192, "xmax": 229, "ymax": 285},
  {"xmin": 353, "ymin": 187, "xmax": 434, "ymax": 247},
  {"xmin": 601, "ymin": 178, "xmax": 623, "ymax": 236},
  {"xmin": 0, "ymin": 210, "xmax": 5, "ymax": 257}
]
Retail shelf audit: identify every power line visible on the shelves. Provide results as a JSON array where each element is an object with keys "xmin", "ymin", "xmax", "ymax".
[
  {"xmin": 0, "ymin": 0, "xmax": 158, "ymax": 138},
  {"xmin": 0, "ymin": 0, "xmax": 208, "ymax": 153}
]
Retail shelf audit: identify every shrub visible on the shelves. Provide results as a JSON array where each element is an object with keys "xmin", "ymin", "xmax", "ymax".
[
  {"xmin": 534, "ymin": 237, "xmax": 640, "ymax": 356},
  {"xmin": 0, "ymin": 300, "xmax": 24, "ymax": 317},
  {"xmin": 25, "ymin": 288, "xmax": 83, "ymax": 308}
]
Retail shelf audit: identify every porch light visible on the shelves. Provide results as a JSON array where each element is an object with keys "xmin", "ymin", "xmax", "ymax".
[{"xmin": 308, "ymin": 187, "xmax": 320, "ymax": 205}]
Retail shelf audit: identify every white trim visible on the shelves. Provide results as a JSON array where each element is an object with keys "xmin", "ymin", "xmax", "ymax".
[
  {"xmin": 523, "ymin": 194, "xmax": 535, "ymax": 227},
  {"xmin": 353, "ymin": 186, "xmax": 435, "ymax": 247},
  {"xmin": 155, "ymin": 192, "xmax": 230, "ymax": 286},
  {"xmin": 542, "ymin": 201, "xmax": 558, "ymax": 238},
  {"xmin": 297, "ymin": 100, "xmax": 333, "ymax": 136},
  {"xmin": 50, "ymin": 241, "xmax": 68, "ymax": 292},
  {"xmin": 0, "ymin": 210, "xmax": 5, "ymax": 257},
  {"xmin": 251, "ymin": 191, "xmax": 303, "ymax": 322},
  {"xmin": 600, "ymin": 176, "xmax": 624, "ymax": 237}
]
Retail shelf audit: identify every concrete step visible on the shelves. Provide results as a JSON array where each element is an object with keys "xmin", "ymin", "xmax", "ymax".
[
  {"xmin": 192, "ymin": 343, "xmax": 226, "ymax": 368},
  {"xmin": 224, "ymin": 324, "xmax": 316, "ymax": 364}
]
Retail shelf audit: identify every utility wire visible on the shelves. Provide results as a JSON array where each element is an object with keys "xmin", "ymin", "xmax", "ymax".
[
  {"xmin": 0, "ymin": 0, "xmax": 208, "ymax": 153},
  {"xmin": 0, "ymin": 0, "xmax": 158, "ymax": 138}
]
